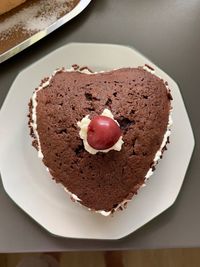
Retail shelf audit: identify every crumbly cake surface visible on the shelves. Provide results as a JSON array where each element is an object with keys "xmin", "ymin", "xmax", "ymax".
[{"xmin": 29, "ymin": 67, "xmax": 171, "ymax": 212}]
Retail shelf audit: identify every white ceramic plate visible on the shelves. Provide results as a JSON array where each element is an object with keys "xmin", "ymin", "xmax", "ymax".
[{"xmin": 0, "ymin": 43, "xmax": 195, "ymax": 239}]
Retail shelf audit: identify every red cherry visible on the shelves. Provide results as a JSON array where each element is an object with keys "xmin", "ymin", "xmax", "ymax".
[{"xmin": 87, "ymin": 115, "xmax": 121, "ymax": 150}]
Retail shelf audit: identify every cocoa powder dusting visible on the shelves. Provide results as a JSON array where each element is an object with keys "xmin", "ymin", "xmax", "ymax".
[{"xmin": 0, "ymin": 0, "xmax": 80, "ymax": 54}]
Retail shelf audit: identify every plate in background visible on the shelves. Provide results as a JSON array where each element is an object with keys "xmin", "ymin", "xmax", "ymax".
[{"xmin": 0, "ymin": 0, "xmax": 91, "ymax": 63}]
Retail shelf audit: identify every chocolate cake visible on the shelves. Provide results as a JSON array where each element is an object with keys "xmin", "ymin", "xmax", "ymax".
[{"xmin": 28, "ymin": 66, "xmax": 172, "ymax": 215}]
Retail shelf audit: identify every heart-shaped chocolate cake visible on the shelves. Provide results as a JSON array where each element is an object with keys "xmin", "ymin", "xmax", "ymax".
[{"xmin": 29, "ymin": 65, "xmax": 172, "ymax": 215}]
